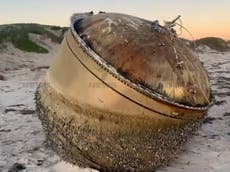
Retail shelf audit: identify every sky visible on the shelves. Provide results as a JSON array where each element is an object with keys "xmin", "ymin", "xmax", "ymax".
[{"xmin": 0, "ymin": 0, "xmax": 229, "ymax": 40}]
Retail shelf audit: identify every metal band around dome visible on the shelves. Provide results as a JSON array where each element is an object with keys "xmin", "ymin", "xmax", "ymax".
[
  {"xmin": 65, "ymin": 34, "xmax": 208, "ymax": 122},
  {"xmin": 65, "ymin": 37, "xmax": 187, "ymax": 120}
]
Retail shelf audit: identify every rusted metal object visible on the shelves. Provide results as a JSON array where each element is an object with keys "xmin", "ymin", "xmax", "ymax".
[{"xmin": 35, "ymin": 12, "xmax": 211, "ymax": 171}]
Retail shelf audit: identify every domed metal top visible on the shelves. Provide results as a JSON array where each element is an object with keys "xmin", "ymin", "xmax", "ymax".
[{"xmin": 71, "ymin": 12, "xmax": 211, "ymax": 107}]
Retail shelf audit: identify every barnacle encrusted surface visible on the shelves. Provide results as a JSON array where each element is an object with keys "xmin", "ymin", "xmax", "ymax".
[{"xmin": 36, "ymin": 81, "xmax": 202, "ymax": 171}]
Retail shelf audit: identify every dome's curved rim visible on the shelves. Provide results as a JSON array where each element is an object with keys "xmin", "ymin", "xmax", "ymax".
[{"xmin": 70, "ymin": 12, "xmax": 210, "ymax": 111}]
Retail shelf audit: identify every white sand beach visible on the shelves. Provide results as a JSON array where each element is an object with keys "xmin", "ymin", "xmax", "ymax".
[{"xmin": 0, "ymin": 43, "xmax": 230, "ymax": 172}]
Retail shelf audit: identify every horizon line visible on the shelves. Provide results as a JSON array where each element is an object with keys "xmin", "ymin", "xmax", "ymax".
[{"xmin": 0, "ymin": 21, "xmax": 229, "ymax": 41}]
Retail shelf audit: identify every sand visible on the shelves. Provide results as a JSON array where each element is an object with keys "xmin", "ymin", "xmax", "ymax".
[{"xmin": 0, "ymin": 43, "xmax": 229, "ymax": 172}]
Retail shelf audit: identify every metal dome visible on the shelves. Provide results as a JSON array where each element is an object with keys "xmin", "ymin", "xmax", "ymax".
[{"xmin": 73, "ymin": 13, "xmax": 211, "ymax": 107}]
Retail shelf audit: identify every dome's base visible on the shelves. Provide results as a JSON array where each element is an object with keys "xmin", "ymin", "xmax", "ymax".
[{"xmin": 35, "ymin": 81, "xmax": 203, "ymax": 171}]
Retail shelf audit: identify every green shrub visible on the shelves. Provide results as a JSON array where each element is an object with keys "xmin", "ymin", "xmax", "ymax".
[
  {"xmin": 195, "ymin": 37, "xmax": 229, "ymax": 52},
  {"xmin": 0, "ymin": 23, "xmax": 67, "ymax": 53}
]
